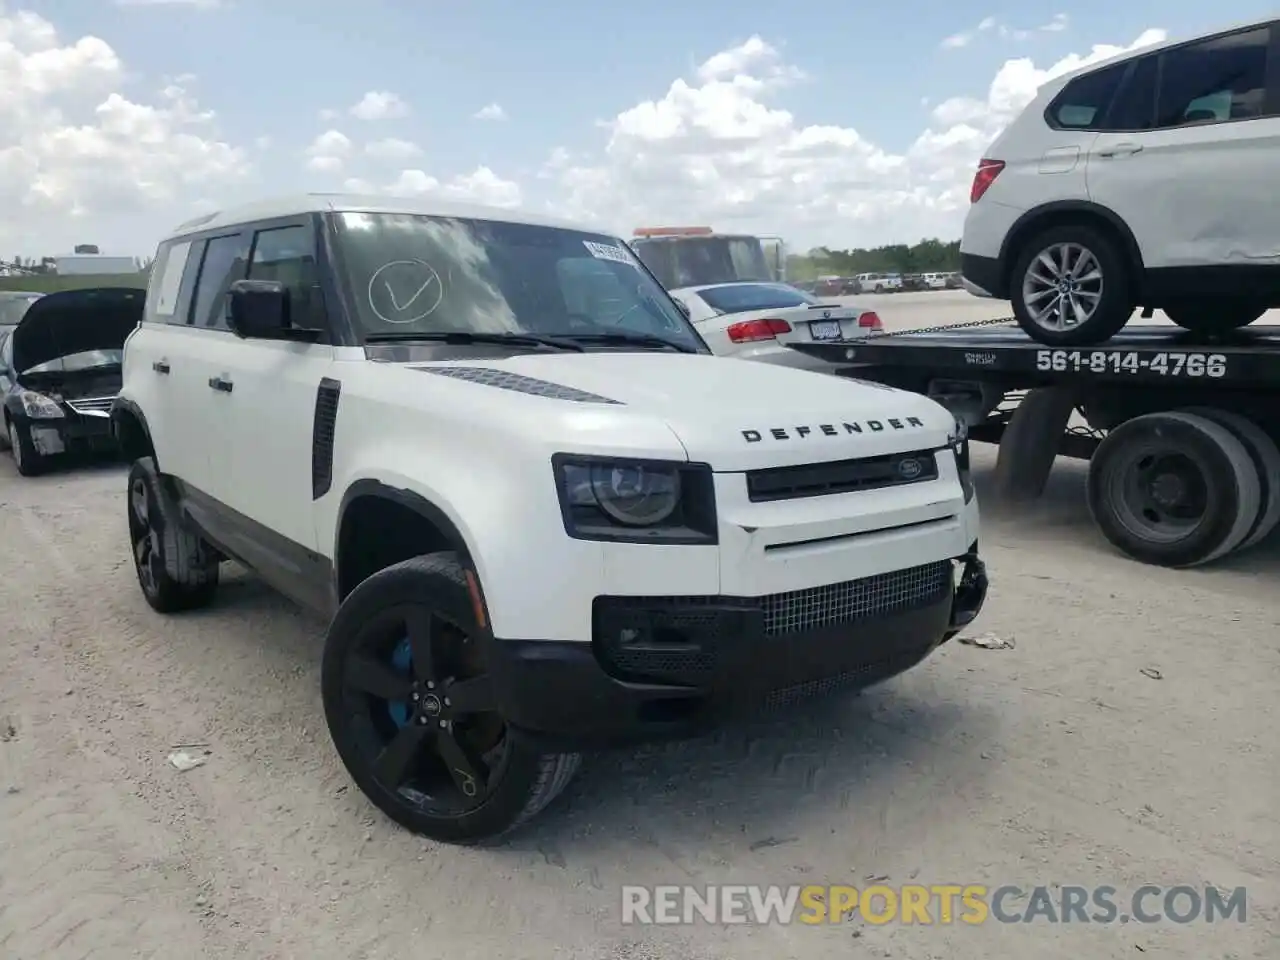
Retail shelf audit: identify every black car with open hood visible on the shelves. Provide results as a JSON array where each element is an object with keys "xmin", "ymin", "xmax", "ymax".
[{"xmin": 1, "ymin": 286, "xmax": 145, "ymax": 476}]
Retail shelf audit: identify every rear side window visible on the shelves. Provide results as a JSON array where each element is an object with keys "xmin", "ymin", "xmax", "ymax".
[
  {"xmin": 146, "ymin": 239, "xmax": 202, "ymax": 325},
  {"xmin": 1047, "ymin": 62, "xmax": 1126, "ymax": 129},
  {"xmin": 191, "ymin": 234, "xmax": 250, "ymax": 330},
  {"xmin": 1107, "ymin": 55, "xmax": 1158, "ymax": 130},
  {"xmin": 1154, "ymin": 27, "xmax": 1270, "ymax": 127}
]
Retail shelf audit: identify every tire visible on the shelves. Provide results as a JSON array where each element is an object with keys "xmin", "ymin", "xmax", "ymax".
[
  {"xmin": 1010, "ymin": 223, "xmax": 1134, "ymax": 346},
  {"xmin": 1086, "ymin": 411, "xmax": 1261, "ymax": 567},
  {"xmin": 1164, "ymin": 300, "xmax": 1265, "ymax": 337},
  {"xmin": 1179, "ymin": 407, "xmax": 1280, "ymax": 551},
  {"xmin": 127, "ymin": 457, "xmax": 220, "ymax": 612},
  {"xmin": 321, "ymin": 552, "xmax": 581, "ymax": 845},
  {"xmin": 9, "ymin": 420, "xmax": 48, "ymax": 477}
]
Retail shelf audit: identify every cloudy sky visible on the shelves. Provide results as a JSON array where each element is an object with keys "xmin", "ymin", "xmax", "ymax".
[{"xmin": 2, "ymin": 1, "xmax": 1272, "ymax": 259}]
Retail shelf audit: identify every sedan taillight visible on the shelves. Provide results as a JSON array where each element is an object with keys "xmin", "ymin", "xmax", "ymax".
[{"xmin": 726, "ymin": 318, "xmax": 792, "ymax": 343}]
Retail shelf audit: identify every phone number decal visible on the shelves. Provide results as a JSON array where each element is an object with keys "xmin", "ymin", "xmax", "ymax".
[{"xmin": 1035, "ymin": 350, "xmax": 1228, "ymax": 378}]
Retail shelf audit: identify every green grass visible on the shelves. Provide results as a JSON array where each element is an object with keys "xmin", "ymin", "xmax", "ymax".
[{"xmin": 0, "ymin": 273, "xmax": 146, "ymax": 294}]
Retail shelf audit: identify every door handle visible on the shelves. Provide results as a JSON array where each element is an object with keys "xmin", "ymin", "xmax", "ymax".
[
  {"xmin": 152, "ymin": 360, "xmax": 170, "ymax": 374},
  {"xmin": 1097, "ymin": 142, "xmax": 1143, "ymax": 158},
  {"xmin": 208, "ymin": 376, "xmax": 234, "ymax": 394}
]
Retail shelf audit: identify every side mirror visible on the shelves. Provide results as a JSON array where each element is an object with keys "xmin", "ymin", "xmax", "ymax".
[
  {"xmin": 227, "ymin": 279, "xmax": 290, "ymax": 339},
  {"xmin": 673, "ymin": 298, "xmax": 691, "ymax": 318}
]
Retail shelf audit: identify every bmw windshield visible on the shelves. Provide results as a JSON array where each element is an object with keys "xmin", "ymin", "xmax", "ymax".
[{"xmin": 331, "ymin": 212, "xmax": 706, "ymax": 353}]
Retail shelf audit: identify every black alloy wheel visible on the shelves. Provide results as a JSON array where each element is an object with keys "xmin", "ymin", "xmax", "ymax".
[
  {"xmin": 126, "ymin": 457, "xmax": 219, "ymax": 612},
  {"xmin": 322, "ymin": 553, "xmax": 581, "ymax": 844}
]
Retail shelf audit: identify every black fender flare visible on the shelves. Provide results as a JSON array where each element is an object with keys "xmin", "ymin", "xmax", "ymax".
[
  {"xmin": 998, "ymin": 200, "xmax": 1144, "ymax": 290},
  {"xmin": 333, "ymin": 479, "xmax": 473, "ymax": 594},
  {"xmin": 109, "ymin": 397, "xmax": 157, "ymax": 465}
]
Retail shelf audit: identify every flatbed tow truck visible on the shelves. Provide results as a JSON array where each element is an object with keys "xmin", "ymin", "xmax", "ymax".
[{"xmin": 790, "ymin": 318, "xmax": 1280, "ymax": 568}]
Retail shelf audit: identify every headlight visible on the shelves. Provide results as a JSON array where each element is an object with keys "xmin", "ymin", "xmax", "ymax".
[
  {"xmin": 19, "ymin": 390, "xmax": 64, "ymax": 419},
  {"xmin": 949, "ymin": 416, "xmax": 974, "ymax": 503},
  {"xmin": 553, "ymin": 455, "xmax": 718, "ymax": 544}
]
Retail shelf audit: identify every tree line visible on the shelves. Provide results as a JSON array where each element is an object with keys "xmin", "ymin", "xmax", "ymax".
[{"xmin": 787, "ymin": 238, "xmax": 961, "ymax": 279}]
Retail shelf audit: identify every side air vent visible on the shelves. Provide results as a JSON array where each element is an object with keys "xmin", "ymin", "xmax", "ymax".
[
  {"xmin": 312, "ymin": 378, "xmax": 341, "ymax": 499},
  {"xmin": 416, "ymin": 366, "xmax": 622, "ymax": 404}
]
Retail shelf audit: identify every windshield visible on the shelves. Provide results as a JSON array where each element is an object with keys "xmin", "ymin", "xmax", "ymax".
[
  {"xmin": 332, "ymin": 212, "xmax": 702, "ymax": 349},
  {"xmin": 696, "ymin": 283, "xmax": 815, "ymax": 315},
  {"xmin": 631, "ymin": 236, "xmax": 772, "ymax": 288},
  {"xmin": 0, "ymin": 294, "xmax": 42, "ymax": 327},
  {"xmin": 22, "ymin": 348, "xmax": 123, "ymax": 376}
]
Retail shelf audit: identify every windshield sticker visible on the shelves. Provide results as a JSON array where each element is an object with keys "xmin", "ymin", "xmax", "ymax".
[
  {"xmin": 367, "ymin": 259, "xmax": 444, "ymax": 325},
  {"xmin": 583, "ymin": 241, "xmax": 635, "ymax": 266}
]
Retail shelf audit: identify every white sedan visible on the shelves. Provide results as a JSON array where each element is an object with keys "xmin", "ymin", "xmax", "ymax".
[{"xmin": 669, "ymin": 281, "xmax": 882, "ymax": 372}]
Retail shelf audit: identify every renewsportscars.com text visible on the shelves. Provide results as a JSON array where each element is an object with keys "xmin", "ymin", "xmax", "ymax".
[{"xmin": 621, "ymin": 884, "xmax": 1248, "ymax": 926}]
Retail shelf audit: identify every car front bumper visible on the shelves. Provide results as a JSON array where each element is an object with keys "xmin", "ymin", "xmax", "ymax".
[
  {"xmin": 489, "ymin": 544, "xmax": 988, "ymax": 749},
  {"xmin": 23, "ymin": 414, "xmax": 116, "ymax": 457}
]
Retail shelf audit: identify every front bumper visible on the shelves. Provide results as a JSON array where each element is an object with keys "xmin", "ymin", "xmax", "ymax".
[
  {"xmin": 23, "ymin": 414, "xmax": 116, "ymax": 457},
  {"xmin": 490, "ymin": 545, "xmax": 988, "ymax": 749}
]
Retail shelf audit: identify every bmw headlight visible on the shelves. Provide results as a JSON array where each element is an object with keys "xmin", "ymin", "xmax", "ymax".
[
  {"xmin": 553, "ymin": 455, "xmax": 718, "ymax": 543},
  {"xmin": 19, "ymin": 390, "xmax": 64, "ymax": 419},
  {"xmin": 949, "ymin": 416, "xmax": 974, "ymax": 503}
]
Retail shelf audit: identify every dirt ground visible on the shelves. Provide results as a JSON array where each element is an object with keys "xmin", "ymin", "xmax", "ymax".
[{"xmin": 1, "ymin": 444, "xmax": 1278, "ymax": 959}]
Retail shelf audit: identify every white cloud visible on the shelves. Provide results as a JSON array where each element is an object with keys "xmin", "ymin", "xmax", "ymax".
[
  {"xmin": 0, "ymin": 6, "xmax": 248, "ymax": 252},
  {"xmin": 942, "ymin": 14, "xmax": 1070, "ymax": 49},
  {"xmin": 548, "ymin": 29, "xmax": 1165, "ymax": 249},
  {"xmin": 349, "ymin": 90, "xmax": 409, "ymax": 121},
  {"xmin": 365, "ymin": 137, "xmax": 422, "ymax": 161},
  {"xmin": 473, "ymin": 102, "xmax": 507, "ymax": 121},
  {"xmin": 383, "ymin": 165, "xmax": 522, "ymax": 207},
  {"xmin": 304, "ymin": 129, "xmax": 352, "ymax": 171}
]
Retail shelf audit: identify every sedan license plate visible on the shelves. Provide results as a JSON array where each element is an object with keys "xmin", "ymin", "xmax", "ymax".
[{"xmin": 809, "ymin": 319, "xmax": 842, "ymax": 340}]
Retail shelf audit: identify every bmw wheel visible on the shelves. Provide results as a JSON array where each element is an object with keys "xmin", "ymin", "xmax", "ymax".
[
  {"xmin": 1010, "ymin": 224, "xmax": 1133, "ymax": 346},
  {"xmin": 321, "ymin": 552, "xmax": 581, "ymax": 844}
]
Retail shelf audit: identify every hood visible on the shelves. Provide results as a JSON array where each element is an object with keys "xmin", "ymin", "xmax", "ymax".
[
  {"xmin": 12, "ymin": 286, "xmax": 145, "ymax": 378},
  {"xmin": 431, "ymin": 352, "xmax": 955, "ymax": 471}
]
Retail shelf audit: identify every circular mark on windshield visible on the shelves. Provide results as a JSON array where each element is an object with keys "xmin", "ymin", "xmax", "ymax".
[{"xmin": 367, "ymin": 259, "xmax": 444, "ymax": 325}]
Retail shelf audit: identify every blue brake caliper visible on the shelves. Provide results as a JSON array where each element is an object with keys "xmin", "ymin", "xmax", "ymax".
[{"xmin": 386, "ymin": 636, "xmax": 413, "ymax": 728}]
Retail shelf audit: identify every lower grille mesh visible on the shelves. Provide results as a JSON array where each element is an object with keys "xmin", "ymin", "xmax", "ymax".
[{"xmin": 762, "ymin": 560, "xmax": 951, "ymax": 636}]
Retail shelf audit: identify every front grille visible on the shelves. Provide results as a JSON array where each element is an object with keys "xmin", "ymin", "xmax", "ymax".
[
  {"xmin": 66, "ymin": 396, "xmax": 114, "ymax": 417},
  {"xmin": 762, "ymin": 560, "xmax": 951, "ymax": 636},
  {"xmin": 593, "ymin": 560, "xmax": 952, "ymax": 684},
  {"xmin": 746, "ymin": 449, "xmax": 938, "ymax": 503}
]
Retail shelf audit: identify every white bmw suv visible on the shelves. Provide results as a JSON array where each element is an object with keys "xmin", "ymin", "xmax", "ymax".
[{"xmin": 960, "ymin": 17, "xmax": 1280, "ymax": 346}]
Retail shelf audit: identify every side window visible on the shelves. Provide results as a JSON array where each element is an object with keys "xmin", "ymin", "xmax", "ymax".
[
  {"xmin": 191, "ymin": 234, "xmax": 250, "ymax": 330},
  {"xmin": 1105, "ymin": 55, "xmax": 1157, "ymax": 130},
  {"xmin": 1154, "ymin": 27, "xmax": 1270, "ymax": 128},
  {"xmin": 146, "ymin": 239, "xmax": 201, "ymax": 325},
  {"xmin": 248, "ymin": 225, "xmax": 321, "ymax": 327},
  {"xmin": 1048, "ymin": 63, "xmax": 1126, "ymax": 129}
]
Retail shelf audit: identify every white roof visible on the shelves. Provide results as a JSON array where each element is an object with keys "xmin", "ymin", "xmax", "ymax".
[
  {"xmin": 161, "ymin": 193, "xmax": 613, "ymax": 242},
  {"xmin": 1051, "ymin": 16, "xmax": 1273, "ymax": 89}
]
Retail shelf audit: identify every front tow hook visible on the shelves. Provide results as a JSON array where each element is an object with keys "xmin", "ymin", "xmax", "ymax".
[{"xmin": 943, "ymin": 550, "xmax": 988, "ymax": 643}]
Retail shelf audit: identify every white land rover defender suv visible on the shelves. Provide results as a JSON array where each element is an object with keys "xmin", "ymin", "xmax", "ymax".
[{"xmin": 111, "ymin": 195, "xmax": 988, "ymax": 844}]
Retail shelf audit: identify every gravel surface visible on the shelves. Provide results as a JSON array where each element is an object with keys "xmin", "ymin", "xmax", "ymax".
[{"xmin": 1, "ymin": 424, "xmax": 1277, "ymax": 958}]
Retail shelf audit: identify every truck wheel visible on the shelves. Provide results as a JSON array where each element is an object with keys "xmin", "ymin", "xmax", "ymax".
[
  {"xmin": 1086, "ymin": 411, "xmax": 1261, "ymax": 567},
  {"xmin": 1010, "ymin": 224, "xmax": 1133, "ymax": 346},
  {"xmin": 1164, "ymin": 301, "xmax": 1265, "ymax": 336},
  {"xmin": 1179, "ymin": 407, "xmax": 1280, "ymax": 551},
  {"xmin": 127, "ymin": 457, "xmax": 220, "ymax": 612},
  {"xmin": 9, "ymin": 420, "xmax": 48, "ymax": 477},
  {"xmin": 321, "ymin": 552, "xmax": 581, "ymax": 845}
]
